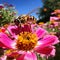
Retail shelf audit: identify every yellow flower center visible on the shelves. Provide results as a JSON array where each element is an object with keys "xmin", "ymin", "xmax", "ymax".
[{"xmin": 16, "ymin": 32, "xmax": 38, "ymax": 51}]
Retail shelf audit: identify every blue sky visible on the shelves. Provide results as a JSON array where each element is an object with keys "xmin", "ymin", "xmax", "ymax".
[{"xmin": 0, "ymin": 0, "xmax": 43, "ymax": 18}]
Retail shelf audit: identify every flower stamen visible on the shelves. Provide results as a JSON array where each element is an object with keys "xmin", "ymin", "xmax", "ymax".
[{"xmin": 16, "ymin": 32, "xmax": 38, "ymax": 51}]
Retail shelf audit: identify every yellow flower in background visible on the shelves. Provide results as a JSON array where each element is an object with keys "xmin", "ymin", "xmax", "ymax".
[
  {"xmin": 44, "ymin": 8, "xmax": 47, "ymax": 12},
  {"xmin": 57, "ymin": 14, "xmax": 60, "ymax": 18},
  {"xmin": 4, "ymin": 24, "xmax": 9, "ymax": 28},
  {"xmin": 50, "ymin": 20, "xmax": 55, "ymax": 24},
  {"xmin": 0, "ymin": 29, "xmax": 2, "ymax": 32},
  {"xmin": 39, "ymin": 22, "xmax": 44, "ymax": 25}
]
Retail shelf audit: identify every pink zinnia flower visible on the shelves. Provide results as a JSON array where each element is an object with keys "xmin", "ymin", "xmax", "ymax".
[
  {"xmin": 0, "ymin": 27, "xmax": 59, "ymax": 60},
  {"xmin": 51, "ymin": 10, "xmax": 60, "ymax": 14},
  {"xmin": 50, "ymin": 17, "xmax": 59, "ymax": 21}
]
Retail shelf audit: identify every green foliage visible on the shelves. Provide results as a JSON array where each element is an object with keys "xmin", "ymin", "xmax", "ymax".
[
  {"xmin": 43, "ymin": 0, "xmax": 60, "ymax": 10},
  {"xmin": 0, "ymin": 3, "xmax": 16, "ymax": 26}
]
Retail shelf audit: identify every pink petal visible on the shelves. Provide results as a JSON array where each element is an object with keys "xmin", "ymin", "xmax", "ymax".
[
  {"xmin": 40, "ymin": 54, "xmax": 46, "ymax": 58},
  {"xmin": 50, "ymin": 17, "xmax": 59, "ymax": 21},
  {"xmin": 54, "ymin": 22, "xmax": 59, "ymax": 26},
  {"xmin": 7, "ymin": 25, "xmax": 23, "ymax": 36},
  {"xmin": 18, "ymin": 51, "xmax": 26, "ymax": 54},
  {"xmin": 7, "ymin": 25, "xmax": 16, "ymax": 36},
  {"xmin": 38, "ymin": 47, "xmax": 56, "ymax": 58},
  {"xmin": 50, "ymin": 47, "xmax": 56, "ymax": 57},
  {"xmin": 40, "ymin": 35, "xmax": 59, "ymax": 46},
  {"xmin": 35, "ymin": 46, "xmax": 54, "ymax": 55},
  {"xmin": 0, "ymin": 32, "xmax": 15, "ymax": 49},
  {"xmin": 24, "ymin": 52, "xmax": 37, "ymax": 60},
  {"xmin": 35, "ymin": 28, "xmax": 48, "ymax": 39},
  {"xmin": 31, "ymin": 24, "xmax": 38, "ymax": 32},
  {"xmin": 23, "ymin": 24, "xmax": 31, "ymax": 32},
  {"xmin": 0, "ymin": 55, "xmax": 7, "ymax": 60},
  {"xmin": 16, "ymin": 54, "xmax": 25, "ymax": 60},
  {"xmin": 0, "ymin": 42, "xmax": 7, "ymax": 47},
  {"xmin": 56, "ymin": 10, "xmax": 60, "ymax": 13},
  {"xmin": 7, "ymin": 52, "xmax": 19, "ymax": 58}
]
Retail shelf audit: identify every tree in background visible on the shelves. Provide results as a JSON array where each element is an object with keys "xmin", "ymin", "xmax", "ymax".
[
  {"xmin": 37, "ymin": 0, "xmax": 60, "ymax": 23},
  {"xmin": 0, "ymin": 3, "xmax": 17, "ymax": 26}
]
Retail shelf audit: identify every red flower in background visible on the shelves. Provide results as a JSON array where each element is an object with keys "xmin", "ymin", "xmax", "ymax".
[{"xmin": 0, "ymin": 5, "xmax": 4, "ymax": 9}]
